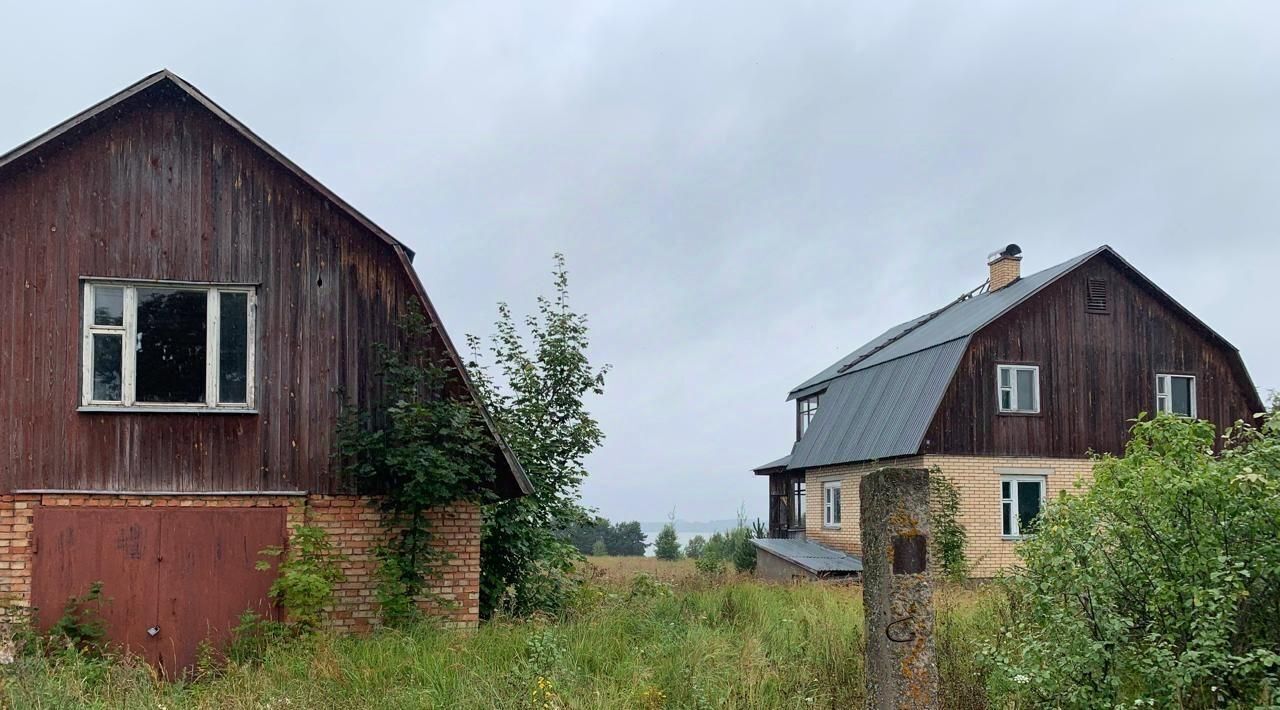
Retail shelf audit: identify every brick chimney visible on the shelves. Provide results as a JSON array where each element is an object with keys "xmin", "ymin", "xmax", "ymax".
[{"xmin": 987, "ymin": 244, "xmax": 1023, "ymax": 291}]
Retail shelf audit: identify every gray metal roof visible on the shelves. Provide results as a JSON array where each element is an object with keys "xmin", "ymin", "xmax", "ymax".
[
  {"xmin": 751, "ymin": 538, "xmax": 863, "ymax": 574},
  {"xmin": 752, "ymin": 454, "xmax": 792, "ymax": 474},
  {"xmin": 779, "ymin": 247, "xmax": 1112, "ymax": 471},
  {"xmin": 787, "ymin": 339, "xmax": 968, "ymax": 469},
  {"xmin": 788, "ymin": 247, "xmax": 1103, "ymax": 399}
]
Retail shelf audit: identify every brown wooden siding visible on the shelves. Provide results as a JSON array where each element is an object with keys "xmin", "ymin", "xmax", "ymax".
[
  {"xmin": 922, "ymin": 254, "xmax": 1260, "ymax": 458},
  {"xmin": 0, "ymin": 89, "xmax": 440, "ymax": 493}
]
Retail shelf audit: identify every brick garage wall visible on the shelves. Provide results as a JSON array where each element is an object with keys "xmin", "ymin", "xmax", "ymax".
[
  {"xmin": 306, "ymin": 496, "xmax": 480, "ymax": 630},
  {"xmin": 804, "ymin": 455, "xmax": 1094, "ymax": 578},
  {"xmin": 0, "ymin": 494, "xmax": 480, "ymax": 630}
]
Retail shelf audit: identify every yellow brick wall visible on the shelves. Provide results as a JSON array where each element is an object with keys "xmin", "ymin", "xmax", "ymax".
[
  {"xmin": 804, "ymin": 457, "xmax": 924, "ymax": 553},
  {"xmin": 805, "ymin": 455, "xmax": 1095, "ymax": 577}
]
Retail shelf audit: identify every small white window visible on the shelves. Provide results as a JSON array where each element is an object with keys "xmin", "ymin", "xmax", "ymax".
[
  {"xmin": 81, "ymin": 280, "xmax": 256, "ymax": 411},
  {"xmin": 997, "ymin": 364, "xmax": 1040, "ymax": 413},
  {"xmin": 822, "ymin": 480, "xmax": 841, "ymax": 527},
  {"xmin": 1001, "ymin": 474, "xmax": 1046, "ymax": 538},
  {"xmin": 798, "ymin": 394, "xmax": 821, "ymax": 438},
  {"xmin": 1155, "ymin": 374, "xmax": 1196, "ymax": 417}
]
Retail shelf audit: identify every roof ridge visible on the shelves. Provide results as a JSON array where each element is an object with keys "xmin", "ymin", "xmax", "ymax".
[{"xmin": 835, "ymin": 279, "xmax": 987, "ymax": 375}]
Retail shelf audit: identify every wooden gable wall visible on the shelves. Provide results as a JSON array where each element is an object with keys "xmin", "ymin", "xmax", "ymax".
[
  {"xmin": 922, "ymin": 253, "xmax": 1261, "ymax": 458},
  {"xmin": 0, "ymin": 86, "xmax": 436, "ymax": 493}
]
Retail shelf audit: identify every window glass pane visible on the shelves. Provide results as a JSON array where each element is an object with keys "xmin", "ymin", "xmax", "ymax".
[
  {"xmin": 999, "ymin": 368, "xmax": 1011, "ymax": 387},
  {"xmin": 218, "ymin": 292, "xmax": 249, "ymax": 403},
  {"xmin": 1016, "ymin": 369, "xmax": 1036, "ymax": 410},
  {"xmin": 1156, "ymin": 376, "xmax": 1167, "ymax": 394},
  {"xmin": 93, "ymin": 286, "xmax": 124, "ymax": 326},
  {"xmin": 1002, "ymin": 501, "xmax": 1012, "ymax": 536},
  {"xmin": 1017, "ymin": 481, "xmax": 1042, "ymax": 534},
  {"xmin": 1001, "ymin": 481, "xmax": 1010, "ymax": 499},
  {"xmin": 1171, "ymin": 377, "xmax": 1192, "ymax": 416},
  {"xmin": 833, "ymin": 489, "xmax": 841, "ymax": 523},
  {"xmin": 1000, "ymin": 390, "xmax": 1012, "ymax": 410},
  {"xmin": 92, "ymin": 334, "xmax": 122, "ymax": 401},
  {"xmin": 135, "ymin": 288, "xmax": 207, "ymax": 403}
]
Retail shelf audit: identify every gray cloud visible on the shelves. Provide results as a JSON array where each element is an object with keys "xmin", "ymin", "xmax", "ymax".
[{"xmin": 2, "ymin": 1, "xmax": 1276, "ymax": 522}]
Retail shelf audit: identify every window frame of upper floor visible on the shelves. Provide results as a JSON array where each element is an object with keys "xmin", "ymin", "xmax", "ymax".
[
  {"xmin": 1155, "ymin": 373, "xmax": 1196, "ymax": 418},
  {"xmin": 80, "ymin": 278, "xmax": 258, "ymax": 413},
  {"xmin": 996, "ymin": 363, "xmax": 1041, "ymax": 415},
  {"xmin": 797, "ymin": 393, "xmax": 822, "ymax": 439}
]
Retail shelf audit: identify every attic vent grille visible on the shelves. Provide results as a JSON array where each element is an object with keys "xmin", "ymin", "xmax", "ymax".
[{"xmin": 1086, "ymin": 279, "xmax": 1108, "ymax": 313}]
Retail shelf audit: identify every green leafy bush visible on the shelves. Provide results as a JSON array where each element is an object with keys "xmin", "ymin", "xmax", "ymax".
[
  {"xmin": 989, "ymin": 414, "xmax": 1280, "ymax": 707},
  {"xmin": 467, "ymin": 254, "xmax": 609, "ymax": 617},
  {"xmin": 590, "ymin": 539, "xmax": 608, "ymax": 556},
  {"xmin": 257, "ymin": 525, "xmax": 345, "ymax": 632},
  {"xmin": 684, "ymin": 534, "xmax": 707, "ymax": 559},
  {"xmin": 335, "ymin": 306, "xmax": 498, "ymax": 625},
  {"xmin": 49, "ymin": 582, "xmax": 108, "ymax": 654}
]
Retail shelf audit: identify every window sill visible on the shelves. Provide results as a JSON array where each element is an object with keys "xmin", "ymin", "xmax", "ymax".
[
  {"xmin": 996, "ymin": 411, "xmax": 1042, "ymax": 417},
  {"xmin": 823, "ymin": 525, "xmax": 842, "ymax": 530},
  {"xmin": 78, "ymin": 406, "xmax": 258, "ymax": 415},
  {"xmin": 1001, "ymin": 535, "xmax": 1030, "ymax": 541}
]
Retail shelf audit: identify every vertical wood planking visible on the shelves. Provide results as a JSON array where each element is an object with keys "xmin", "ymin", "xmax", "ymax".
[{"xmin": 0, "ymin": 87, "xmax": 444, "ymax": 494}]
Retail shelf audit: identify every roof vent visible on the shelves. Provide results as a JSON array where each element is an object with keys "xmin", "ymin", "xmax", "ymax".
[
  {"xmin": 1086, "ymin": 278, "xmax": 1108, "ymax": 313},
  {"xmin": 987, "ymin": 244, "xmax": 1023, "ymax": 291}
]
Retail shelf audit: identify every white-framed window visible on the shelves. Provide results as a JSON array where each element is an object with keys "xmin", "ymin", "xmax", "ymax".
[
  {"xmin": 81, "ymin": 279, "xmax": 256, "ymax": 411},
  {"xmin": 1156, "ymin": 374, "xmax": 1196, "ymax": 417},
  {"xmin": 798, "ymin": 394, "xmax": 821, "ymax": 438},
  {"xmin": 822, "ymin": 480, "xmax": 841, "ymax": 527},
  {"xmin": 1000, "ymin": 474, "xmax": 1046, "ymax": 538},
  {"xmin": 997, "ymin": 364, "xmax": 1040, "ymax": 413}
]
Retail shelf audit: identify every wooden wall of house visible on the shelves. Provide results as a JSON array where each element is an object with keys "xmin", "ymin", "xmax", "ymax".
[
  {"xmin": 922, "ymin": 253, "xmax": 1261, "ymax": 458},
  {"xmin": 0, "ymin": 87, "xmax": 440, "ymax": 493}
]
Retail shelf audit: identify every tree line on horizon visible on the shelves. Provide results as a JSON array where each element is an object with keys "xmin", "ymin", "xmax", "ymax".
[{"xmin": 563, "ymin": 516, "xmax": 647, "ymax": 556}]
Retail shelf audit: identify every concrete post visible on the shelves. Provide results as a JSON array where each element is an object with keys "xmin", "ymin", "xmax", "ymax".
[{"xmin": 860, "ymin": 467, "xmax": 939, "ymax": 709}]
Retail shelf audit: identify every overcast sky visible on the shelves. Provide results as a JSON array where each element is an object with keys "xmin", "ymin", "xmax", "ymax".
[{"xmin": 2, "ymin": 2, "xmax": 1277, "ymax": 523}]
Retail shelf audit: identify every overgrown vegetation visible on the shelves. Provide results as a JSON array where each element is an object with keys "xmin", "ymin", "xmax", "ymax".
[
  {"xmin": 48, "ymin": 582, "xmax": 108, "ymax": 654},
  {"xmin": 989, "ymin": 414, "xmax": 1280, "ymax": 707},
  {"xmin": 467, "ymin": 253, "xmax": 609, "ymax": 617},
  {"xmin": 1, "ymin": 562, "xmax": 999, "ymax": 709},
  {"xmin": 928, "ymin": 470, "xmax": 969, "ymax": 581},
  {"xmin": 256, "ymin": 525, "xmax": 345, "ymax": 633},
  {"xmin": 335, "ymin": 306, "xmax": 499, "ymax": 626}
]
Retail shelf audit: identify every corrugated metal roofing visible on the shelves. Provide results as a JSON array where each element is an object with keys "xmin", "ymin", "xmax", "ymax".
[
  {"xmin": 788, "ymin": 248, "xmax": 1102, "ymax": 399},
  {"xmin": 787, "ymin": 339, "xmax": 968, "ymax": 469},
  {"xmin": 751, "ymin": 538, "xmax": 863, "ymax": 574},
  {"xmin": 752, "ymin": 454, "xmax": 792, "ymax": 473}
]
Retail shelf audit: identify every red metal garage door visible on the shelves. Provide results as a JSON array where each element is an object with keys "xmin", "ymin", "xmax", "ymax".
[{"xmin": 32, "ymin": 507, "xmax": 285, "ymax": 674}]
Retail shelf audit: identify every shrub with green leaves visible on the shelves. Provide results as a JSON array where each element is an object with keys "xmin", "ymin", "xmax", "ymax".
[
  {"xmin": 989, "ymin": 414, "xmax": 1280, "ymax": 707},
  {"xmin": 684, "ymin": 534, "xmax": 706, "ymax": 559},
  {"xmin": 257, "ymin": 525, "xmax": 346, "ymax": 633}
]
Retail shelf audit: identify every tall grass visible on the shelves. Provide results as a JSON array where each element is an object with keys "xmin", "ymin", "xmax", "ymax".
[{"xmin": 1, "ymin": 573, "xmax": 999, "ymax": 709}]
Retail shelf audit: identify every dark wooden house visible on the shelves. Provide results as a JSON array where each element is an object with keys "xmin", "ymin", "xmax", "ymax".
[
  {"xmin": 753, "ymin": 245, "xmax": 1262, "ymax": 576},
  {"xmin": 0, "ymin": 70, "xmax": 530, "ymax": 672}
]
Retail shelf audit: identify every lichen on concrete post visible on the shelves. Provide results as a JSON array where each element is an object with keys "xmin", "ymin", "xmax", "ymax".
[{"xmin": 860, "ymin": 467, "xmax": 939, "ymax": 709}]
